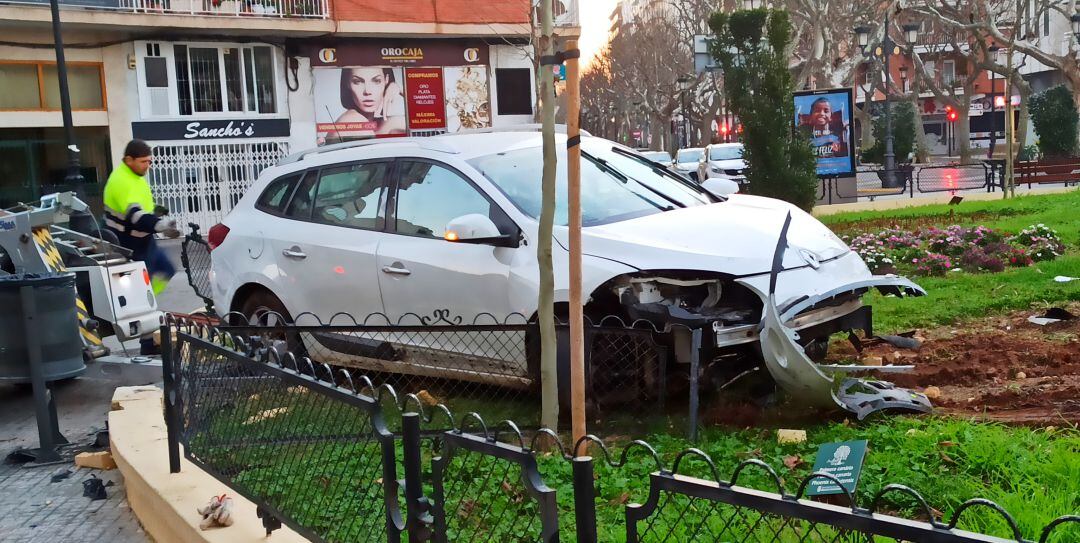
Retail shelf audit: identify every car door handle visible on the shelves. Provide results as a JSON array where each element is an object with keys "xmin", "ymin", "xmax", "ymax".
[
  {"xmin": 381, "ymin": 266, "xmax": 411, "ymax": 276},
  {"xmin": 282, "ymin": 247, "xmax": 307, "ymax": 259}
]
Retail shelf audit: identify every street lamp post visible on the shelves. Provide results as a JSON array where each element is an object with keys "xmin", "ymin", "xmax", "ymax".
[
  {"xmin": 48, "ymin": 0, "xmax": 84, "ymax": 187},
  {"xmin": 855, "ymin": 17, "xmax": 919, "ymax": 189}
]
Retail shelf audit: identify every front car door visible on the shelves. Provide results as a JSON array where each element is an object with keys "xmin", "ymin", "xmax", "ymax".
[
  {"xmin": 376, "ymin": 158, "xmax": 519, "ymax": 324},
  {"xmin": 270, "ymin": 160, "xmax": 391, "ymax": 321}
]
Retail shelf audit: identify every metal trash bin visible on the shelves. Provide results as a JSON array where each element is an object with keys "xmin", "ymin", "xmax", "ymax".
[{"xmin": 0, "ymin": 272, "xmax": 85, "ymax": 383}]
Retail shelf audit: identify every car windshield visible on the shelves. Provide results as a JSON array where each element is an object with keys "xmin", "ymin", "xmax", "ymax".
[
  {"xmin": 710, "ymin": 146, "xmax": 743, "ymax": 161},
  {"xmin": 468, "ymin": 144, "xmax": 713, "ymax": 227},
  {"xmin": 676, "ymin": 149, "xmax": 703, "ymax": 163},
  {"xmin": 641, "ymin": 151, "xmax": 671, "ymax": 162}
]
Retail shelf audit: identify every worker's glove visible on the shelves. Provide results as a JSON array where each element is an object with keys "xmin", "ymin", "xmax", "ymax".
[
  {"xmin": 153, "ymin": 205, "xmax": 170, "ymax": 217},
  {"xmin": 197, "ymin": 494, "xmax": 234, "ymax": 530},
  {"xmin": 155, "ymin": 219, "xmax": 181, "ymax": 239}
]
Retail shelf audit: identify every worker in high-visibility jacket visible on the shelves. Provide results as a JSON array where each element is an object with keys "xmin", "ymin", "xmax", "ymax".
[{"xmin": 104, "ymin": 139, "xmax": 180, "ymax": 306}]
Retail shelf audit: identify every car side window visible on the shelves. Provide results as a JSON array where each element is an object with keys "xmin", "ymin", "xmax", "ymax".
[
  {"xmin": 312, "ymin": 162, "xmax": 388, "ymax": 230},
  {"xmin": 393, "ymin": 161, "xmax": 504, "ymax": 239},
  {"xmin": 284, "ymin": 170, "xmax": 318, "ymax": 220},
  {"xmin": 255, "ymin": 173, "xmax": 300, "ymax": 213}
]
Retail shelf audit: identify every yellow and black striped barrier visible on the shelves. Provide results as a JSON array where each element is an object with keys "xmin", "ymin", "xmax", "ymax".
[{"xmin": 31, "ymin": 227, "xmax": 104, "ymax": 352}]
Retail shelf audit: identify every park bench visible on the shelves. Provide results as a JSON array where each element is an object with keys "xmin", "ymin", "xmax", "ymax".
[{"xmin": 1016, "ymin": 157, "xmax": 1080, "ymax": 188}]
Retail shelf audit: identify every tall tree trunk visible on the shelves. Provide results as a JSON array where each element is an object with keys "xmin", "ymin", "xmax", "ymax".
[
  {"xmin": 537, "ymin": 0, "xmax": 558, "ymax": 431},
  {"xmin": 956, "ymin": 100, "xmax": 972, "ymax": 164},
  {"xmin": 911, "ymin": 98, "xmax": 930, "ymax": 163}
]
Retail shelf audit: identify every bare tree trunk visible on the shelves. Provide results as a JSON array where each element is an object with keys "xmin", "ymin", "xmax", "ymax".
[
  {"xmin": 537, "ymin": 0, "xmax": 558, "ymax": 431},
  {"xmin": 956, "ymin": 102, "xmax": 972, "ymax": 164}
]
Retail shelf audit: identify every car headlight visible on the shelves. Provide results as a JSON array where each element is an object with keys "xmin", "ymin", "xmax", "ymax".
[{"xmin": 711, "ymin": 166, "xmax": 722, "ymax": 173}]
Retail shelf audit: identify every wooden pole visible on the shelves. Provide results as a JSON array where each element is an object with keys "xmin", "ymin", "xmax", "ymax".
[{"xmin": 565, "ymin": 38, "xmax": 586, "ymax": 449}]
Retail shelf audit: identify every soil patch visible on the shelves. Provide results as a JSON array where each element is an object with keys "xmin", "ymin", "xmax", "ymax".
[{"xmin": 831, "ymin": 303, "xmax": 1080, "ymax": 425}]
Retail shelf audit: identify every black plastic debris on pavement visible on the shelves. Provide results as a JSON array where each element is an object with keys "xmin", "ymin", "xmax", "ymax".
[
  {"xmin": 82, "ymin": 474, "xmax": 114, "ymax": 501},
  {"xmin": 50, "ymin": 470, "xmax": 71, "ymax": 483}
]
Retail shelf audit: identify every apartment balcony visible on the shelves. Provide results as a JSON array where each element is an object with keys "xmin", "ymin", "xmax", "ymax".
[
  {"xmin": 0, "ymin": 0, "xmax": 332, "ymax": 35},
  {"xmin": 0, "ymin": 0, "xmax": 327, "ymax": 17}
]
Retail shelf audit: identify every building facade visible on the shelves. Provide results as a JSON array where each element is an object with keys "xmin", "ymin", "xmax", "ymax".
[{"xmin": 0, "ymin": 0, "xmax": 579, "ymax": 228}]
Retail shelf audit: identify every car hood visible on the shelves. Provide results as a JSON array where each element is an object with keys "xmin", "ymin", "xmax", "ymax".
[
  {"xmin": 553, "ymin": 195, "xmax": 850, "ymax": 276},
  {"xmin": 709, "ymin": 159, "xmax": 746, "ymax": 170},
  {"xmin": 673, "ymin": 162, "xmax": 697, "ymax": 170}
]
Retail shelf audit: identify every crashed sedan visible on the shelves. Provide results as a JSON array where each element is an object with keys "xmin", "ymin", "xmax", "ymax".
[{"xmin": 207, "ymin": 129, "xmax": 930, "ymax": 417}]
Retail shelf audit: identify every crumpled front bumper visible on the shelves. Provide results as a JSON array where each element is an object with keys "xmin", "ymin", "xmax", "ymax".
[{"xmin": 734, "ymin": 243, "xmax": 933, "ymax": 418}]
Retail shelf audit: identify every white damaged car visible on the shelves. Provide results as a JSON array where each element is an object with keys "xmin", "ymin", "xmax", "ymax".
[{"xmin": 205, "ymin": 129, "xmax": 930, "ymax": 417}]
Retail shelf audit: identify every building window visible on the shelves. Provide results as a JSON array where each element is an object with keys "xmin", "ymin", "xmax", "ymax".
[
  {"xmin": 0, "ymin": 61, "xmax": 105, "ymax": 111},
  {"xmin": 942, "ymin": 60, "xmax": 955, "ymax": 86},
  {"xmin": 495, "ymin": 68, "xmax": 533, "ymax": 116},
  {"xmin": 164, "ymin": 43, "xmax": 277, "ymax": 116}
]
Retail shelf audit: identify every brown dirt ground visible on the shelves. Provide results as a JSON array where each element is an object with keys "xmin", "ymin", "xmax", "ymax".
[{"xmin": 828, "ymin": 302, "xmax": 1080, "ymax": 425}]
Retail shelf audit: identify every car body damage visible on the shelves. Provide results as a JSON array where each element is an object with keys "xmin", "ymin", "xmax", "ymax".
[{"xmin": 755, "ymin": 212, "xmax": 932, "ymax": 418}]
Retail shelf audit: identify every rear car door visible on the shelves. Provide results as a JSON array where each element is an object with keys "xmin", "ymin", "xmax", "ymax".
[
  {"xmin": 270, "ymin": 161, "xmax": 391, "ymax": 320},
  {"xmin": 376, "ymin": 158, "xmax": 518, "ymax": 323}
]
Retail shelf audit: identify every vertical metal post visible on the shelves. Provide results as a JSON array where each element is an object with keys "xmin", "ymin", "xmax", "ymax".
[
  {"xmin": 21, "ymin": 285, "xmax": 64, "ymax": 463},
  {"xmin": 882, "ymin": 11, "xmax": 896, "ymax": 188},
  {"xmin": 572, "ymin": 456, "xmax": 598, "ymax": 543},
  {"xmin": 161, "ymin": 324, "xmax": 181, "ymax": 473},
  {"xmin": 402, "ymin": 413, "xmax": 431, "ymax": 543},
  {"xmin": 688, "ymin": 328, "xmax": 702, "ymax": 443},
  {"xmin": 48, "ymin": 0, "xmax": 85, "ymax": 185}
]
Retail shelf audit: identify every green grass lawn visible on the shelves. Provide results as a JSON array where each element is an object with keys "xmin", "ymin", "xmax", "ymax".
[{"xmin": 820, "ymin": 190, "xmax": 1080, "ymax": 333}]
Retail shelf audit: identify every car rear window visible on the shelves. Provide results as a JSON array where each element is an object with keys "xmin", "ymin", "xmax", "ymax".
[{"xmin": 256, "ymin": 173, "xmax": 300, "ymax": 213}]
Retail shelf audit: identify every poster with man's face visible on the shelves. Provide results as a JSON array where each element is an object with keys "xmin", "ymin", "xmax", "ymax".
[
  {"xmin": 314, "ymin": 66, "xmax": 406, "ymax": 145},
  {"xmin": 794, "ymin": 88, "xmax": 855, "ymax": 177}
]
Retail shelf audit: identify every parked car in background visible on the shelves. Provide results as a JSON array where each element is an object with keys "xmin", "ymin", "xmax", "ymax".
[
  {"xmin": 673, "ymin": 147, "xmax": 704, "ymax": 180},
  {"xmin": 698, "ymin": 143, "xmax": 747, "ymax": 189},
  {"xmin": 637, "ymin": 150, "xmax": 673, "ymax": 167}
]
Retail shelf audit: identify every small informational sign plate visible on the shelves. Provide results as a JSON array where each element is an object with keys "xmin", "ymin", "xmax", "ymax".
[{"xmin": 805, "ymin": 440, "xmax": 868, "ymax": 497}]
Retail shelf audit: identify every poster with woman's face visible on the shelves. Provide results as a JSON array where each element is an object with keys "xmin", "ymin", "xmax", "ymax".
[
  {"xmin": 794, "ymin": 88, "xmax": 855, "ymax": 177},
  {"xmin": 315, "ymin": 66, "xmax": 406, "ymax": 144},
  {"xmin": 443, "ymin": 66, "xmax": 491, "ymax": 133}
]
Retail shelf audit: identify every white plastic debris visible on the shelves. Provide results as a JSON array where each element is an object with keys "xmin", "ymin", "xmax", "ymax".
[{"xmin": 1053, "ymin": 276, "xmax": 1078, "ymax": 283}]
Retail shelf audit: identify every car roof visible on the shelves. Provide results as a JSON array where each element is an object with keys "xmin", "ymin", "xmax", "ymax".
[
  {"xmin": 281, "ymin": 126, "xmax": 597, "ymax": 167},
  {"xmin": 708, "ymin": 143, "xmax": 743, "ymax": 148}
]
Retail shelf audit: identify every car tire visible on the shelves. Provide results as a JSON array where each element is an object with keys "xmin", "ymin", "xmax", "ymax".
[{"xmin": 237, "ymin": 289, "xmax": 305, "ymax": 360}]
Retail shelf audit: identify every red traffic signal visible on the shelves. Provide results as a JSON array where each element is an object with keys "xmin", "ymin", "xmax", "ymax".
[
  {"xmin": 719, "ymin": 123, "xmax": 729, "ymax": 135},
  {"xmin": 947, "ymin": 110, "xmax": 958, "ymax": 122}
]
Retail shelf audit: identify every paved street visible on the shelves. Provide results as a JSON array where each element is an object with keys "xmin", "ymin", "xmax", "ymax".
[{"xmin": 1, "ymin": 239, "xmax": 197, "ymax": 543}]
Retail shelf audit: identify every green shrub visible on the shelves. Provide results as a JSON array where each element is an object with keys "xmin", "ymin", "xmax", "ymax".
[
  {"xmin": 708, "ymin": 9, "xmax": 819, "ymax": 211},
  {"xmin": 1028, "ymin": 85, "xmax": 1078, "ymax": 158},
  {"xmin": 861, "ymin": 101, "xmax": 918, "ymax": 164}
]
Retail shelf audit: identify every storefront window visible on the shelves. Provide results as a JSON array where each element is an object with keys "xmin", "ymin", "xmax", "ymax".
[
  {"xmin": 189, "ymin": 48, "xmax": 224, "ymax": 113},
  {"xmin": 223, "ymin": 48, "xmax": 244, "ymax": 112},
  {"xmin": 167, "ymin": 43, "xmax": 277, "ymax": 116},
  {"xmin": 0, "ymin": 62, "xmax": 105, "ymax": 111}
]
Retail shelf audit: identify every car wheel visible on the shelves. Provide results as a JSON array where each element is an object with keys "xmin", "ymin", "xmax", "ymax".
[{"xmin": 238, "ymin": 289, "xmax": 305, "ymax": 360}]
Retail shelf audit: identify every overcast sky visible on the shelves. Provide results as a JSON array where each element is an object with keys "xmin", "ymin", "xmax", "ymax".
[{"xmin": 578, "ymin": 0, "xmax": 618, "ymax": 70}]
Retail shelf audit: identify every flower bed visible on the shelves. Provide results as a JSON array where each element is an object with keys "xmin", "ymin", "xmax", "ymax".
[{"xmin": 845, "ymin": 224, "xmax": 1067, "ymax": 276}]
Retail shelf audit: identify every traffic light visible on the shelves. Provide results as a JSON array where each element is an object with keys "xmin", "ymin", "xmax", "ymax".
[
  {"xmin": 945, "ymin": 105, "xmax": 958, "ymax": 122},
  {"xmin": 719, "ymin": 123, "xmax": 729, "ymax": 135}
]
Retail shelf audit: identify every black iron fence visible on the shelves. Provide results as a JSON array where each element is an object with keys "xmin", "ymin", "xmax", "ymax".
[
  {"xmin": 163, "ymin": 321, "xmax": 1079, "ymax": 543},
  {"xmin": 212, "ymin": 310, "xmax": 677, "ymax": 434},
  {"xmin": 180, "ymin": 223, "xmax": 214, "ymax": 313}
]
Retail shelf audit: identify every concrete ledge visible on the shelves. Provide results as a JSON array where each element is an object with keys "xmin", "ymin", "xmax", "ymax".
[
  {"xmin": 814, "ymin": 186, "xmax": 1077, "ymax": 216},
  {"xmin": 109, "ymin": 386, "xmax": 308, "ymax": 543}
]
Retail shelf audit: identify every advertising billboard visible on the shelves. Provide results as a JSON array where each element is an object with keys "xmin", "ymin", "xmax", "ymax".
[
  {"xmin": 794, "ymin": 88, "xmax": 855, "ymax": 177},
  {"xmin": 404, "ymin": 68, "xmax": 447, "ymax": 131},
  {"xmin": 314, "ymin": 67, "xmax": 407, "ymax": 144},
  {"xmin": 444, "ymin": 66, "xmax": 491, "ymax": 132}
]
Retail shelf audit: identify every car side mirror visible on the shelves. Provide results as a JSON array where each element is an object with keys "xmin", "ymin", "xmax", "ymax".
[{"xmin": 444, "ymin": 214, "xmax": 519, "ymax": 248}]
